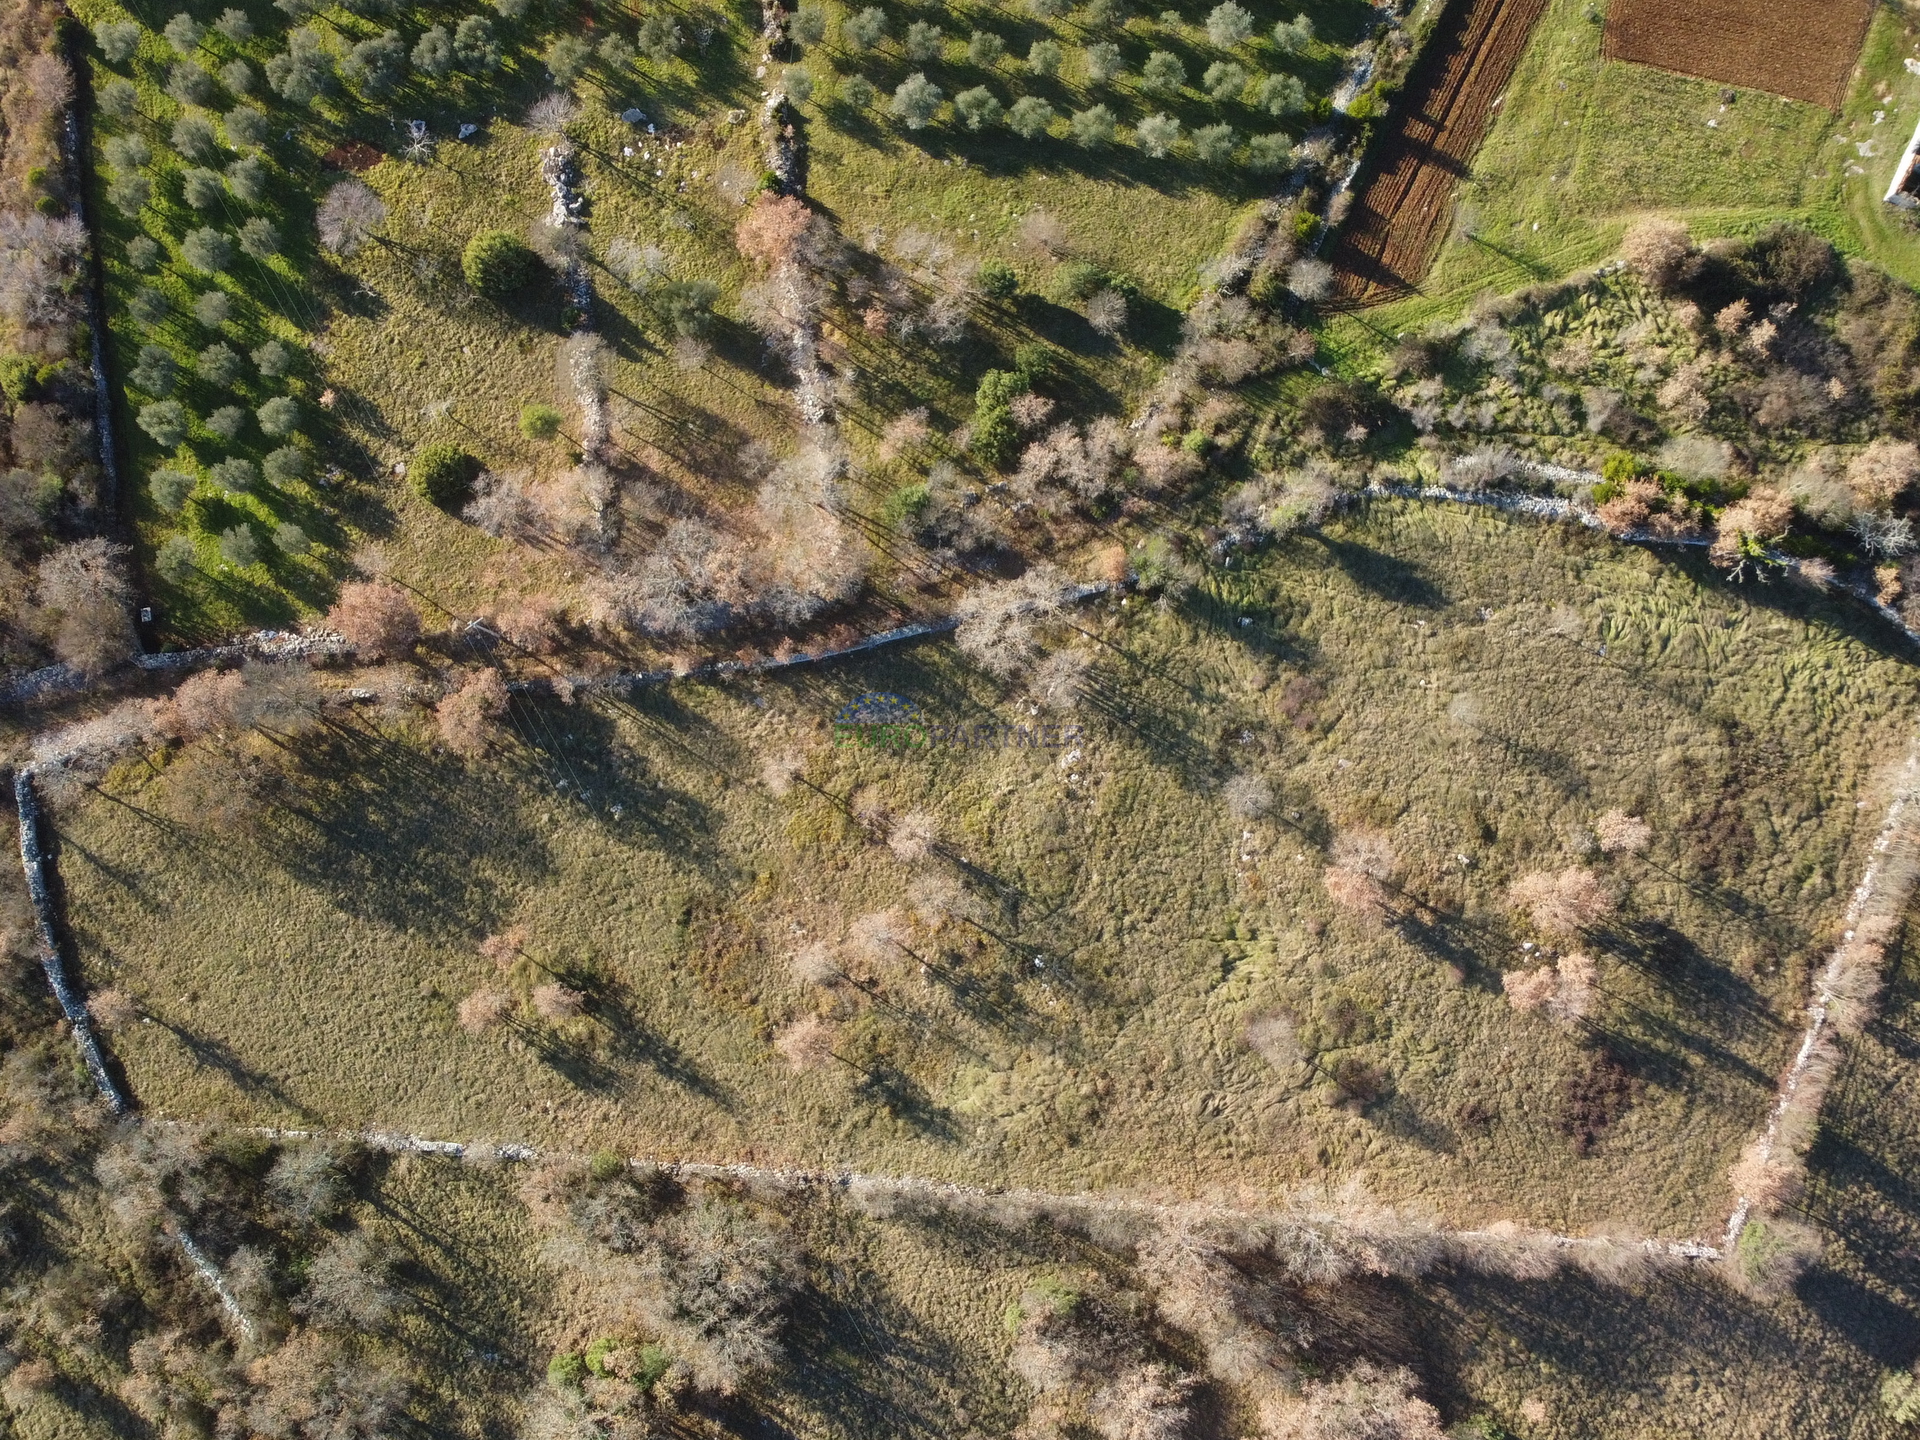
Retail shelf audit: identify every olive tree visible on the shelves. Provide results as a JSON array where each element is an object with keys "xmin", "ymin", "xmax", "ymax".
[{"xmin": 890, "ymin": 72, "xmax": 943, "ymax": 128}]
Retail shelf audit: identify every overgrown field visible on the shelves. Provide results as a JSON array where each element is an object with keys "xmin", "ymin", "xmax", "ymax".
[
  {"xmin": 1324, "ymin": 0, "xmax": 1920, "ymax": 339},
  {"xmin": 52, "ymin": 501, "xmax": 1916, "ymax": 1236}
]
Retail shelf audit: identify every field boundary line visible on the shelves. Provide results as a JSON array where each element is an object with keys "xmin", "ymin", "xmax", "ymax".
[{"xmin": 230, "ymin": 1123, "xmax": 1725, "ymax": 1263}]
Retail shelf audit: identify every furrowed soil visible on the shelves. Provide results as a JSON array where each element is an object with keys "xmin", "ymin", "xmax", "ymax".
[
  {"xmin": 55, "ymin": 503, "xmax": 1917, "ymax": 1237},
  {"xmin": 1329, "ymin": 0, "xmax": 1549, "ymax": 306},
  {"xmin": 1602, "ymin": 0, "xmax": 1876, "ymax": 110}
]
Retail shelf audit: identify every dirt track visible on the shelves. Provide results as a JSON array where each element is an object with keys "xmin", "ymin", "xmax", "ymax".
[
  {"xmin": 1329, "ymin": 0, "xmax": 1549, "ymax": 307},
  {"xmin": 1602, "ymin": 0, "xmax": 1874, "ymax": 110}
]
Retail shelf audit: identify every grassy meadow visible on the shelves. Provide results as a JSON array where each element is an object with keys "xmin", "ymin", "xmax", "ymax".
[
  {"xmin": 52, "ymin": 501, "xmax": 1918, "ymax": 1237},
  {"xmin": 1329, "ymin": 0, "xmax": 1920, "ymax": 345}
]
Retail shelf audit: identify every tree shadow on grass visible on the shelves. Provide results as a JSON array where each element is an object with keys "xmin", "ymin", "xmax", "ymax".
[
  {"xmin": 1314, "ymin": 534, "xmax": 1450, "ymax": 609},
  {"xmin": 151, "ymin": 1018, "xmax": 318, "ymax": 1122},
  {"xmin": 266, "ymin": 723, "xmax": 551, "ymax": 936},
  {"xmin": 774, "ymin": 1272, "xmax": 1014, "ymax": 1440}
]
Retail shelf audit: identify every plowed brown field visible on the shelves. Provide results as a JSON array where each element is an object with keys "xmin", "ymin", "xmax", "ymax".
[
  {"xmin": 1329, "ymin": 0, "xmax": 1550, "ymax": 307},
  {"xmin": 1603, "ymin": 0, "xmax": 1873, "ymax": 109}
]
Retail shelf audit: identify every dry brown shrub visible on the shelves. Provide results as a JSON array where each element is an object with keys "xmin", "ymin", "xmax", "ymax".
[
  {"xmin": 480, "ymin": 925, "xmax": 529, "ymax": 970},
  {"xmin": 1825, "ymin": 939, "xmax": 1886, "ymax": 1036},
  {"xmin": 1619, "ymin": 217, "xmax": 1695, "ymax": 292},
  {"xmin": 1444, "ymin": 1220, "xmax": 1563, "ymax": 1281},
  {"xmin": 435, "ymin": 669, "xmax": 509, "ymax": 757},
  {"xmin": 773, "ymin": 1013, "xmax": 838, "ymax": 1071},
  {"xmin": 1501, "ymin": 965, "xmax": 1558, "ymax": 1014},
  {"xmin": 1030, "ymin": 646, "xmax": 1093, "ymax": 712},
  {"xmin": 37, "ymin": 539, "xmax": 136, "ymax": 676},
  {"xmin": 1323, "ymin": 866, "xmax": 1390, "ymax": 927},
  {"xmin": 790, "ymin": 941, "xmax": 841, "ymax": 987},
  {"xmin": 1713, "ymin": 298, "xmax": 1751, "ymax": 337},
  {"xmin": 327, "ymin": 581, "xmax": 421, "ymax": 658},
  {"xmin": 1245, "ymin": 1010, "xmax": 1305, "ymax": 1073},
  {"xmin": 1879, "ymin": 565, "xmax": 1904, "ymax": 606},
  {"xmin": 1329, "ymin": 828, "xmax": 1395, "ymax": 879},
  {"xmin": 1089, "ymin": 1365, "xmax": 1194, "ymax": 1440},
  {"xmin": 163, "ymin": 741, "xmax": 272, "ymax": 834},
  {"xmin": 1224, "ymin": 772, "xmax": 1273, "ymax": 821},
  {"xmin": 164, "ymin": 668, "xmax": 246, "ymax": 739},
  {"xmin": 1709, "ymin": 486, "xmax": 1794, "ymax": 569},
  {"xmin": 491, "ymin": 597, "xmax": 564, "ymax": 654},
  {"xmin": 877, "ymin": 407, "xmax": 931, "ymax": 461},
  {"xmin": 735, "ymin": 192, "xmax": 813, "ymax": 268},
  {"xmin": 1597, "ymin": 488, "xmax": 1652, "ymax": 535},
  {"xmin": 1553, "ymin": 952, "xmax": 1598, "ymax": 1024},
  {"xmin": 1727, "ymin": 1135, "xmax": 1800, "ymax": 1213},
  {"xmin": 1259, "ymin": 1361, "xmax": 1443, "ymax": 1440},
  {"xmin": 244, "ymin": 1330, "xmax": 406, "ymax": 1439},
  {"xmin": 1507, "ymin": 867, "xmax": 1613, "ymax": 935},
  {"xmin": 760, "ymin": 750, "xmax": 803, "ymax": 796},
  {"xmin": 532, "ymin": 983, "xmax": 585, "ymax": 1021},
  {"xmin": 1846, "ymin": 438, "xmax": 1920, "ymax": 508},
  {"xmin": 88, "ymin": 987, "xmax": 139, "ymax": 1032},
  {"xmin": 887, "ymin": 809, "xmax": 938, "ymax": 862},
  {"xmin": 458, "ymin": 988, "xmax": 512, "ymax": 1034},
  {"xmin": 1593, "ymin": 809, "xmax": 1651, "ymax": 855},
  {"xmin": 1017, "ymin": 209, "xmax": 1068, "ymax": 258}
]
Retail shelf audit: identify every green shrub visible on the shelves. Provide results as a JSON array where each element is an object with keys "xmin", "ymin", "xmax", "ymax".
[
  {"xmin": 1048, "ymin": 261, "xmax": 1106, "ymax": 304},
  {"xmin": 252, "ymin": 340, "xmax": 293, "ymax": 378},
  {"xmin": 264, "ymin": 446, "xmax": 309, "ymax": 485},
  {"xmin": 138, "ymin": 401, "xmax": 189, "ymax": 449},
  {"xmin": 0, "ymin": 355, "xmax": 36, "ymax": 403},
  {"xmin": 583, "ymin": 1336, "xmax": 619, "ymax": 1376},
  {"xmin": 218, "ymin": 524, "xmax": 260, "ymax": 568},
  {"xmin": 882, "ymin": 480, "xmax": 931, "ymax": 525},
  {"xmin": 210, "ymin": 457, "xmax": 258, "ymax": 493},
  {"xmin": 149, "ymin": 467, "xmax": 195, "ymax": 514},
  {"xmin": 1601, "ymin": 452, "xmax": 1651, "ymax": 485},
  {"xmin": 464, "ymin": 231, "xmax": 538, "ymax": 299},
  {"xmin": 890, "ymin": 72, "xmax": 943, "ymax": 129},
  {"xmin": 954, "ymin": 86, "xmax": 1003, "ymax": 131},
  {"xmin": 520, "ymin": 403, "xmax": 564, "ymax": 441},
  {"xmin": 547, "ymin": 1351, "xmax": 587, "ymax": 1391},
  {"xmin": 256, "ymin": 396, "xmax": 299, "ymax": 438},
  {"xmin": 1012, "ymin": 342, "xmax": 1054, "ymax": 383},
  {"xmin": 1008, "ymin": 95, "xmax": 1053, "ymax": 138},
  {"xmin": 205, "ymin": 405, "xmax": 246, "ymax": 442},
  {"xmin": 633, "ymin": 1344, "xmax": 671, "ymax": 1389},
  {"xmin": 411, "ymin": 444, "xmax": 481, "ymax": 509},
  {"xmin": 587, "ymin": 1148, "xmax": 625, "ymax": 1181},
  {"xmin": 978, "ymin": 259, "xmax": 1018, "ymax": 299},
  {"xmin": 156, "ymin": 535, "xmax": 198, "ymax": 583}
]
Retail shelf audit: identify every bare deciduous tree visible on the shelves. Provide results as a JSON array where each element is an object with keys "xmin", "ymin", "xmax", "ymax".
[
  {"xmin": 1592, "ymin": 809, "xmax": 1651, "ymax": 855},
  {"xmin": 326, "ymin": 581, "xmax": 420, "ymax": 658},
  {"xmin": 36, "ymin": 539, "xmax": 135, "ymax": 675},
  {"xmin": 315, "ymin": 179, "xmax": 388, "ymax": 256},
  {"xmin": 1506, "ymin": 867, "xmax": 1613, "ymax": 936},
  {"xmin": 773, "ymin": 1013, "xmax": 838, "ymax": 1071},
  {"xmin": 458, "ymin": 987, "xmax": 513, "ymax": 1034},
  {"xmin": 435, "ymin": 669, "xmax": 509, "ymax": 756}
]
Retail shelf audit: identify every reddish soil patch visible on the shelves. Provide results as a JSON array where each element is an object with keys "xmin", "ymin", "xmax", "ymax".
[
  {"xmin": 1328, "ymin": 0, "xmax": 1550, "ymax": 308},
  {"xmin": 322, "ymin": 141, "xmax": 383, "ymax": 172},
  {"xmin": 1602, "ymin": 0, "xmax": 1873, "ymax": 109}
]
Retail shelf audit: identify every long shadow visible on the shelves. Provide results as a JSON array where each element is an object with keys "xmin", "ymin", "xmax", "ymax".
[
  {"xmin": 1315, "ymin": 534, "xmax": 1450, "ymax": 609},
  {"xmin": 152, "ymin": 1018, "xmax": 315, "ymax": 1120}
]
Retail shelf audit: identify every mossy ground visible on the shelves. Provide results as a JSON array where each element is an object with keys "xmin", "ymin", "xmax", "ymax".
[{"xmin": 51, "ymin": 501, "xmax": 1917, "ymax": 1239}]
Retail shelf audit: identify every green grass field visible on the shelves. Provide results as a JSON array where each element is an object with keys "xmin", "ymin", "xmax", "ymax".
[
  {"xmin": 54, "ymin": 501, "xmax": 1915, "ymax": 1237},
  {"xmin": 1328, "ymin": 0, "xmax": 1920, "ymax": 350}
]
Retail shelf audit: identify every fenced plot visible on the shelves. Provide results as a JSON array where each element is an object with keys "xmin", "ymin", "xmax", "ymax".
[
  {"xmin": 1329, "ymin": 0, "xmax": 1551, "ymax": 307},
  {"xmin": 1601, "ymin": 0, "xmax": 1874, "ymax": 109}
]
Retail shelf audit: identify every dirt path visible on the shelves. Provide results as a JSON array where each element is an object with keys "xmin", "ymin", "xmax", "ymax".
[{"xmin": 1329, "ymin": 0, "xmax": 1551, "ymax": 306}]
